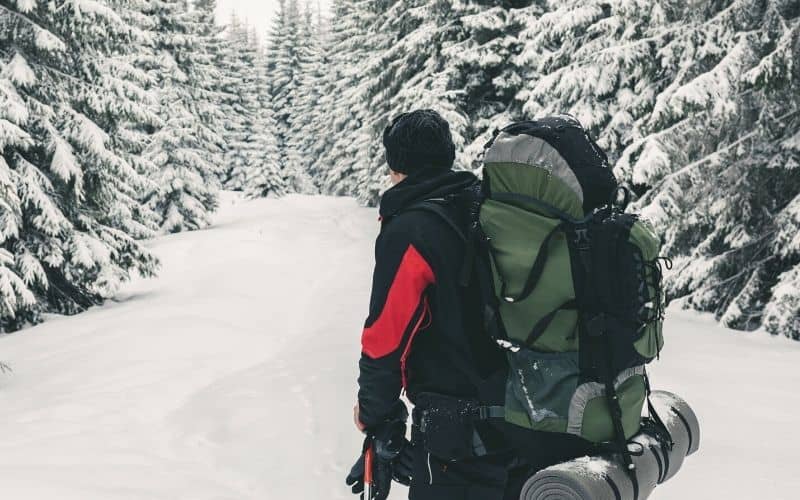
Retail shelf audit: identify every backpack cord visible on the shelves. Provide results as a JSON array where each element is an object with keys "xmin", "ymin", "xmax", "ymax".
[{"xmin": 642, "ymin": 256, "xmax": 672, "ymax": 327}]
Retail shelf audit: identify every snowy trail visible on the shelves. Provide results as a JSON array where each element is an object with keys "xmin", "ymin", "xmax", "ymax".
[{"xmin": 1, "ymin": 193, "xmax": 798, "ymax": 500}]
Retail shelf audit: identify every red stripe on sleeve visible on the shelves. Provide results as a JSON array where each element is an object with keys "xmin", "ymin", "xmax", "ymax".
[{"xmin": 361, "ymin": 244, "xmax": 435, "ymax": 359}]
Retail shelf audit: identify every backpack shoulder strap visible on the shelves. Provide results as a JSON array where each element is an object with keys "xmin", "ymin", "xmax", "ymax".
[
  {"xmin": 396, "ymin": 197, "xmax": 503, "ymax": 401},
  {"xmin": 398, "ymin": 198, "xmax": 467, "ymax": 242}
]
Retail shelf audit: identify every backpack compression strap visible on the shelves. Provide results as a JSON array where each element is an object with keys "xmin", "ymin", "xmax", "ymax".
[{"xmin": 569, "ymin": 222, "xmax": 641, "ymax": 500}]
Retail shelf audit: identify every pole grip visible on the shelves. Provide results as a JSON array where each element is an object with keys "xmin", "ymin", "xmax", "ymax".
[{"xmin": 364, "ymin": 445, "xmax": 375, "ymax": 498}]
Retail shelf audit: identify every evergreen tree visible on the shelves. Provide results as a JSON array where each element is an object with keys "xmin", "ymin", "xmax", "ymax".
[
  {"xmin": 317, "ymin": 0, "xmax": 385, "ymax": 202},
  {"xmin": 222, "ymin": 17, "xmax": 259, "ymax": 191},
  {"xmin": 359, "ymin": 0, "xmax": 468, "ymax": 203},
  {"xmin": 140, "ymin": 0, "xmax": 223, "ymax": 233},
  {"xmin": 285, "ymin": 1, "xmax": 324, "ymax": 194},
  {"xmin": 0, "ymin": 0, "xmax": 159, "ymax": 330},
  {"xmin": 221, "ymin": 19, "xmax": 286, "ymax": 197},
  {"xmin": 624, "ymin": 0, "xmax": 800, "ymax": 338},
  {"xmin": 448, "ymin": 2, "xmax": 536, "ymax": 169},
  {"xmin": 187, "ymin": 0, "xmax": 228, "ymax": 172},
  {"xmin": 300, "ymin": 2, "xmax": 337, "ymax": 185},
  {"xmin": 245, "ymin": 28, "xmax": 287, "ymax": 198},
  {"xmin": 264, "ymin": 0, "xmax": 307, "ymax": 193},
  {"xmin": 317, "ymin": 0, "xmax": 527, "ymax": 203}
]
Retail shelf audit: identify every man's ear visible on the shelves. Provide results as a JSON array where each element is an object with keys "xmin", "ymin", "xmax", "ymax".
[{"xmin": 388, "ymin": 169, "xmax": 407, "ymax": 185}]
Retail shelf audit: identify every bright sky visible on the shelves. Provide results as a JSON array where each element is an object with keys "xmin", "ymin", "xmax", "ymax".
[{"xmin": 215, "ymin": 0, "xmax": 331, "ymax": 42}]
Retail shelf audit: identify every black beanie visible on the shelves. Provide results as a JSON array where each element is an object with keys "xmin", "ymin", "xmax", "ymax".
[{"xmin": 382, "ymin": 109, "xmax": 456, "ymax": 175}]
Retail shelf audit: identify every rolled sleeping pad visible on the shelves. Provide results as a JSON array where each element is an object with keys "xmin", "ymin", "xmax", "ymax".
[
  {"xmin": 648, "ymin": 390, "xmax": 701, "ymax": 482},
  {"xmin": 519, "ymin": 390, "xmax": 700, "ymax": 500}
]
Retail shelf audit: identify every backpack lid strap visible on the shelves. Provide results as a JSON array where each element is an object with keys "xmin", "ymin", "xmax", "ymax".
[{"xmin": 506, "ymin": 222, "xmax": 565, "ymax": 303}]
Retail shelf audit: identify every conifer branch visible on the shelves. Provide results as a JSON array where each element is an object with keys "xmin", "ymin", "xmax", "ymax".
[
  {"xmin": 0, "ymin": 3, "xmax": 68, "ymax": 50},
  {"xmin": 641, "ymin": 108, "xmax": 800, "ymax": 202}
]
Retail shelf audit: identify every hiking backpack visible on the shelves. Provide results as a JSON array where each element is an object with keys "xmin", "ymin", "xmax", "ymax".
[{"xmin": 450, "ymin": 115, "xmax": 671, "ymax": 470}]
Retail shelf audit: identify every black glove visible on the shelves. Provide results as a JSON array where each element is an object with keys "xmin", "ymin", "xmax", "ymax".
[
  {"xmin": 374, "ymin": 415, "xmax": 413, "ymax": 486},
  {"xmin": 344, "ymin": 442, "xmax": 369, "ymax": 497},
  {"xmin": 345, "ymin": 404, "xmax": 413, "ymax": 499}
]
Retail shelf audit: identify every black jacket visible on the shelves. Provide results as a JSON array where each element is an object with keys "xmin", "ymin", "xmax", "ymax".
[{"xmin": 357, "ymin": 169, "xmax": 506, "ymax": 429}]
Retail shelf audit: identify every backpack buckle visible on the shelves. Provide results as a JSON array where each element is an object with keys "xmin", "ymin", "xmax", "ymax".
[{"xmin": 573, "ymin": 227, "xmax": 591, "ymax": 250}]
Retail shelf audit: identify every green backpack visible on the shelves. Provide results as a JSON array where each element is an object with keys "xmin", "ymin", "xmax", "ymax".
[{"xmin": 460, "ymin": 116, "xmax": 669, "ymax": 470}]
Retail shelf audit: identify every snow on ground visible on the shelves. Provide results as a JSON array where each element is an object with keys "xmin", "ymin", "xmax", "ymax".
[{"xmin": 1, "ymin": 193, "xmax": 798, "ymax": 500}]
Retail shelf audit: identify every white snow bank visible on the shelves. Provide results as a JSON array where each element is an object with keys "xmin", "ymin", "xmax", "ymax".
[{"xmin": 0, "ymin": 193, "xmax": 798, "ymax": 500}]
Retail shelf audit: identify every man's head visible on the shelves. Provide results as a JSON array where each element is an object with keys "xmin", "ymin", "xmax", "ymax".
[{"xmin": 383, "ymin": 109, "xmax": 456, "ymax": 184}]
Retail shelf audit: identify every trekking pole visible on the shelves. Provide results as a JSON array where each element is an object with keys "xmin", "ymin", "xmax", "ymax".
[{"xmin": 363, "ymin": 444, "xmax": 375, "ymax": 500}]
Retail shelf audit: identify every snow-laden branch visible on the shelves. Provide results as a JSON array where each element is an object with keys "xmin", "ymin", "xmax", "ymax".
[
  {"xmin": 639, "ymin": 108, "xmax": 800, "ymax": 205},
  {"xmin": 0, "ymin": 3, "xmax": 67, "ymax": 51}
]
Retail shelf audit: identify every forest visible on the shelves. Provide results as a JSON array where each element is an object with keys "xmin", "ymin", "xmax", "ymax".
[{"xmin": 1, "ymin": 0, "xmax": 798, "ymax": 338}]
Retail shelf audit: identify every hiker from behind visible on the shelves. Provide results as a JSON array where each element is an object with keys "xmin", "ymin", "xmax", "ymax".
[{"xmin": 343, "ymin": 109, "xmax": 584, "ymax": 500}]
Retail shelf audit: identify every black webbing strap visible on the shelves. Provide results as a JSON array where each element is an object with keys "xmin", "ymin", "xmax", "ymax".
[
  {"xmin": 400, "ymin": 200, "xmax": 466, "ymax": 242},
  {"xmin": 603, "ymin": 374, "xmax": 639, "ymax": 500},
  {"xmin": 459, "ymin": 226, "xmax": 477, "ymax": 287},
  {"xmin": 508, "ymin": 222, "xmax": 565, "ymax": 303},
  {"xmin": 603, "ymin": 475, "xmax": 623, "ymax": 500},
  {"xmin": 648, "ymin": 441, "xmax": 666, "ymax": 484},
  {"xmin": 525, "ymin": 299, "xmax": 577, "ymax": 345},
  {"xmin": 644, "ymin": 375, "xmax": 675, "ymax": 481},
  {"xmin": 594, "ymin": 329, "xmax": 639, "ymax": 500},
  {"xmin": 573, "ymin": 226, "xmax": 639, "ymax": 500}
]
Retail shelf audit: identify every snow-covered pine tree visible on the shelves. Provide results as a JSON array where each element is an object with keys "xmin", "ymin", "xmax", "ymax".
[
  {"xmin": 104, "ymin": 0, "xmax": 163, "ymax": 235},
  {"xmin": 511, "ymin": 0, "xmax": 799, "ymax": 338},
  {"xmin": 263, "ymin": 0, "xmax": 307, "ymax": 194},
  {"xmin": 187, "ymin": 0, "xmax": 227, "ymax": 174},
  {"xmin": 244, "ymin": 62, "xmax": 286, "ymax": 198},
  {"xmin": 623, "ymin": 0, "xmax": 800, "ymax": 338},
  {"xmin": 140, "ymin": 0, "xmax": 223, "ymax": 233},
  {"xmin": 298, "ymin": 2, "xmax": 336, "ymax": 185},
  {"xmin": 0, "ymin": 0, "xmax": 159, "ymax": 330},
  {"xmin": 241, "ymin": 25, "xmax": 286, "ymax": 198},
  {"xmin": 221, "ymin": 17, "xmax": 259, "ymax": 191},
  {"xmin": 315, "ymin": 0, "xmax": 380, "ymax": 200},
  {"xmin": 354, "ymin": 0, "xmax": 472, "ymax": 204},
  {"xmin": 284, "ymin": 1, "xmax": 324, "ymax": 195},
  {"xmin": 513, "ymin": 0, "xmax": 671, "ymax": 159},
  {"xmin": 445, "ymin": 1, "xmax": 536, "ymax": 169},
  {"xmin": 319, "ymin": 0, "xmax": 530, "ymax": 203}
]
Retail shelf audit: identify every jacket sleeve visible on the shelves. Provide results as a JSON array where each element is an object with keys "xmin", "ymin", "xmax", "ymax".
[{"xmin": 357, "ymin": 226, "xmax": 435, "ymax": 430}]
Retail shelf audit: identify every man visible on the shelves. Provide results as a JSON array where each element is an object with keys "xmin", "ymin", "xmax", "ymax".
[{"xmin": 345, "ymin": 110, "xmax": 590, "ymax": 500}]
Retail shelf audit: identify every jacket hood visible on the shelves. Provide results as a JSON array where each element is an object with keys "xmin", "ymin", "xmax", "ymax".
[{"xmin": 379, "ymin": 169, "xmax": 479, "ymax": 218}]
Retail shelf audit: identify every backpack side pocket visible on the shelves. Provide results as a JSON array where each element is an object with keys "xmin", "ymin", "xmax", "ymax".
[{"xmin": 504, "ymin": 349, "xmax": 580, "ymax": 432}]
